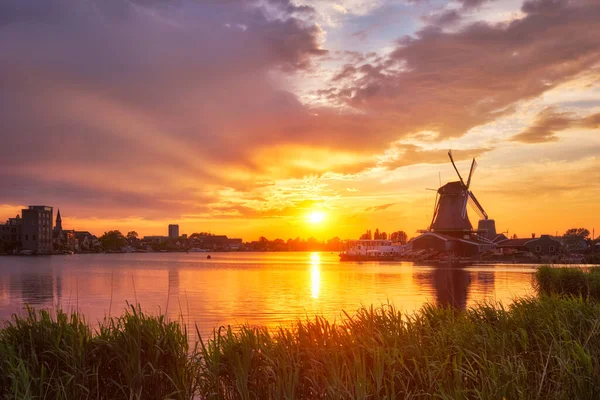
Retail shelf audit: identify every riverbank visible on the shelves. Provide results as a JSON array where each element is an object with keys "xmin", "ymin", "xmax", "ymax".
[{"xmin": 2, "ymin": 267, "xmax": 600, "ymax": 399}]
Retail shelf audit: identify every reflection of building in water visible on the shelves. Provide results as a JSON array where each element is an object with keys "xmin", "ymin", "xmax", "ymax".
[
  {"xmin": 474, "ymin": 271, "xmax": 495, "ymax": 296},
  {"xmin": 414, "ymin": 267, "xmax": 472, "ymax": 309},
  {"xmin": 11, "ymin": 273, "xmax": 62, "ymax": 306},
  {"xmin": 433, "ymin": 267, "xmax": 471, "ymax": 309},
  {"xmin": 168, "ymin": 268, "xmax": 179, "ymax": 295}
]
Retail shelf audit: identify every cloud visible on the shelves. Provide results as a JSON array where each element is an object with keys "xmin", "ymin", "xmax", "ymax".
[
  {"xmin": 364, "ymin": 203, "xmax": 396, "ymax": 211},
  {"xmin": 0, "ymin": 0, "xmax": 331, "ymax": 218},
  {"xmin": 512, "ymin": 107, "xmax": 600, "ymax": 143},
  {"xmin": 379, "ymin": 145, "xmax": 492, "ymax": 170},
  {"xmin": 422, "ymin": 0, "xmax": 496, "ymax": 27},
  {"xmin": 327, "ymin": 0, "xmax": 600, "ymax": 141},
  {"xmin": 1, "ymin": 0, "xmax": 599, "ymax": 232}
]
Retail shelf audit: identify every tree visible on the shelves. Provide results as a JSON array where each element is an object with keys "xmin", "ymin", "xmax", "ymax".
[
  {"xmin": 374, "ymin": 228, "xmax": 380, "ymax": 240},
  {"xmin": 190, "ymin": 232, "xmax": 214, "ymax": 238},
  {"xmin": 564, "ymin": 228, "xmax": 590, "ymax": 238},
  {"xmin": 272, "ymin": 238, "xmax": 286, "ymax": 251},
  {"xmin": 127, "ymin": 231, "xmax": 138, "ymax": 240},
  {"xmin": 359, "ymin": 230, "xmax": 372, "ymax": 240},
  {"xmin": 390, "ymin": 231, "xmax": 408, "ymax": 245},
  {"xmin": 381, "ymin": 232, "xmax": 388, "ymax": 240},
  {"xmin": 99, "ymin": 230, "xmax": 127, "ymax": 251}
]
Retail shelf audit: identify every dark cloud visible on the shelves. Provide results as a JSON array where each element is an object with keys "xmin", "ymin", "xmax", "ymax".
[{"xmin": 512, "ymin": 107, "xmax": 600, "ymax": 143}]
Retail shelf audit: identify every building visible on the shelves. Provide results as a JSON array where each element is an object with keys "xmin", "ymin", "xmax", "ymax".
[
  {"xmin": 188, "ymin": 235, "xmax": 244, "ymax": 250},
  {"xmin": 74, "ymin": 231, "xmax": 100, "ymax": 252},
  {"xmin": 411, "ymin": 232, "xmax": 496, "ymax": 257},
  {"xmin": 22, "ymin": 206, "xmax": 53, "ymax": 253},
  {"xmin": 496, "ymin": 238, "xmax": 532, "ymax": 253},
  {"xmin": 143, "ymin": 236, "xmax": 169, "ymax": 244},
  {"xmin": 562, "ymin": 236, "xmax": 589, "ymax": 253},
  {"xmin": 409, "ymin": 151, "xmax": 498, "ymax": 258},
  {"xmin": 496, "ymin": 234, "xmax": 563, "ymax": 256},
  {"xmin": 0, "ymin": 215, "xmax": 23, "ymax": 253},
  {"xmin": 525, "ymin": 235, "xmax": 562, "ymax": 256},
  {"xmin": 53, "ymin": 209, "xmax": 63, "ymax": 234},
  {"xmin": 168, "ymin": 224, "xmax": 179, "ymax": 239}
]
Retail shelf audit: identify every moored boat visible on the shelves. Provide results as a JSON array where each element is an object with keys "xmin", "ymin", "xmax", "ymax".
[{"xmin": 339, "ymin": 240, "xmax": 407, "ymax": 261}]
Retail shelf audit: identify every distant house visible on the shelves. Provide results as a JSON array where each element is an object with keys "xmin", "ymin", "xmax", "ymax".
[
  {"xmin": 0, "ymin": 215, "xmax": 22, "ymax": 253},
  {"xmin": 143, "ymin": 236, "xmax": 169, "ymax": 244},
  {"xmin": 74, "ymin": 231, "xmax": 99, "ymax": 251},
  {"xmin": 525, "ymin": 235, "xmax": 562, "ymax": 256},
  {"xmin": 562, "ymin": 236, "xmax": 589, "ymax": 253},
  {"xmin": 188, "ymin": 235, "xmax": 243, "ymax": 250},
  {"xmin": 496, "ymin": 238, "xmax": 531, "ymax": 253}
]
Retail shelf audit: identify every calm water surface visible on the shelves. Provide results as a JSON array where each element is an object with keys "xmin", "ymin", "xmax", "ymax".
[{"xmin": 0, "ymin": 252, "xmax": 538, "ymax": 338}]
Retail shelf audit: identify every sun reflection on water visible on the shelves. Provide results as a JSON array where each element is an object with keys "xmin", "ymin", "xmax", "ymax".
[{"xmin": 310, "ymin": 252, "xmax": 321, "ymax": 299}]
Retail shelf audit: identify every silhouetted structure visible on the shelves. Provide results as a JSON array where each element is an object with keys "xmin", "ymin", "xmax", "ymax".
[
  {"xmin": 525, "ymin": 235, "xmax": 562, "ymax": 256},
  {"xmin": 168, "ymin": 224, "xmax": 179, "ymax": 239},
  {"xmin": 411, "ymin": 151, "xmax": 497, "ymax": 257},
  {"xmin": 53, "ymin": 209, "xmax": 63, "ymax": 234},
  {"xmin": 22, "ymin": 206, "xmax": 53, "ymax": 253},
  {"xmin": 0, "ymin": 215, "xmax": 22, "ymax": 252}
]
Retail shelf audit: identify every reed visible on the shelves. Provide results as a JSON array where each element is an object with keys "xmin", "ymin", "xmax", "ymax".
[
  {"xmin": 197, "ymin": 297, "xmax": 600, "ymax": 399},
  {"xmin": 2, "ymin": 296, "xmax": 600, "ymax": 399},
  {"xmin": 0, "ymin": 304, "xmax": 196, "ymax": 400},
  {"xmin": 535, "ymin": 265, "xmax": 600, "ymax": 300}
]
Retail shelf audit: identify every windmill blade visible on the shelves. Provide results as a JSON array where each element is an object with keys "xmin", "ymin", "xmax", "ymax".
[
  {"xmin": 468, "ymin": 196, "xmax": 485, "ymax": 220},
  {"xmin": 467, "ymin": 190, "xmax": 488, "ymax": 220},
  {"xmin": 448, "ymin": 150, "xmax": 466, "ymax": 187},
  {"xmin": 466, "ymin": 158, "xmax": 477, "ymax": 189},
  {"xmin": 461, "ymin": 192, "xmax": 468, "ymax": 219},
  {"xmin": 430, "ymin": 192, "xmax": 440, "ymax": 230}
]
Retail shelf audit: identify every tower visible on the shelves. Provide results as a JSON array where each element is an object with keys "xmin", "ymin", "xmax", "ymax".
[{"xmin": 54, "ymin": 209, "xmax": 62, "ymax": 233}]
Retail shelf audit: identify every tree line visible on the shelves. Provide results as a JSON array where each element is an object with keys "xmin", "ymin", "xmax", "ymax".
[{"xmin": 359, "ymin": 229, "xmax": 408, "ymax": 244}]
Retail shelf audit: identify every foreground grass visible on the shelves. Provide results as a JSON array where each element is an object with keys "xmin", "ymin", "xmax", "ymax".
[
  {"xmin": 199, "ymin": 297, "xmax": 600, "ymax": 400},
  {"xmin": 0, "ymin": 305, "xmax": 195, "ymax": 399},
  {"xmin": 536, "ymin": 265, "xmax": 600, "ymax": 300},
  {"xmin": 2, "ymin": 296, "xmax": 600, "ymax": 399}
]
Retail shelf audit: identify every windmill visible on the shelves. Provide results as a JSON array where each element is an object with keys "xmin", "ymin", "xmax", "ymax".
[{"xmin": 429, "ymin": 151, "xmax": 495, "ymax": 238}]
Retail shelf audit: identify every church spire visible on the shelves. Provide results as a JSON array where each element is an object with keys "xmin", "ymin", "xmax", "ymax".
[{"xmin": 55, "ymin": 209, "xmax": 62, "ymax": 232}]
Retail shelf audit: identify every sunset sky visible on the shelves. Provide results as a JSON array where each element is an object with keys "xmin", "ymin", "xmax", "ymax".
[{"xmin": 1, "ymin": 0, "xmax": 599, "ymax": 241}]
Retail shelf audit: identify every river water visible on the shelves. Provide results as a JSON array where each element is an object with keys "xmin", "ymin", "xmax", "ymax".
[{"xmin": 0, "ymin": 252, "xmax": 539, "ymax": 339}]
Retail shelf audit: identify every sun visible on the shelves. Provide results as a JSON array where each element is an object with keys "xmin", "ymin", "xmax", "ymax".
[{"xmin": 307, "ymin": 211, "xmax": 326, "ymax": 224}]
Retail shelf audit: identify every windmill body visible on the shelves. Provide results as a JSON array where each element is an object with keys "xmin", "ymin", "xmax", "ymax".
[
  {"xmin": 410, "ymin": 151, "xmax": 498, "ymax": 258},
  {"xmin": 431, "ymin": 181, "xmax": 473, "ymax": 233},
  {"xmin": 428, "ymin": 151, "xmax": 491, "ymax": 237}
]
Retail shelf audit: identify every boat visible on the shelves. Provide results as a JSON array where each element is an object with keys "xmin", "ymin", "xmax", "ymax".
[{"xmin": 339, "ymin": 240, "xmax": 406, "ymax": 261}]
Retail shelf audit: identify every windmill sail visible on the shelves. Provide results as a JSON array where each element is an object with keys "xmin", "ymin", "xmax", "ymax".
[
  {"xmin": 448, "ymin": 150, "xmax": 465, "ymax": 186},
  {"xmin": 466, "ymin": 158, "xmax": 477, "ymax": 188}
]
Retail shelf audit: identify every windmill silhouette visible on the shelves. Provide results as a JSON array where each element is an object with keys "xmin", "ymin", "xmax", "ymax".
[{"xmin": 429, "ymin": 151, "xmax": 495, "ymax": 238}]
